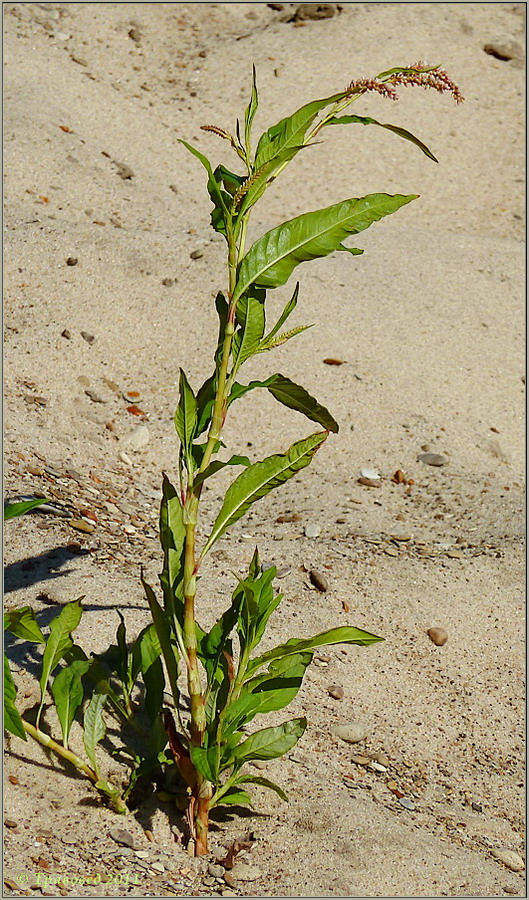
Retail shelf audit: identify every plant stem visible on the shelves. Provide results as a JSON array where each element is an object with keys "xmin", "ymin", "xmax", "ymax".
[{"xmin": 22, "ymin": 719, "xmax": 98, "ymax": 781}]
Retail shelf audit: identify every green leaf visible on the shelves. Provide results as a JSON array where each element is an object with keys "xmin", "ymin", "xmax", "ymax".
[
  {"xmin": 246, "ymin": 625, "xmax": 384, "ymax": 677},
  {"xmin": 142, "ymin": 573, "xmax": 180, "ymax": 707},
  {"xmin": 326, "ymin": 114, "xmax": 438, "ymax": 162},
  {"xmin": 232, "ymin": 717, "xmax": 307, "ymax": 763},
  {"xmin": 4, "ymin": 607, "xmax": 45, "ymax": 643},
  {"xmin": 4, "ymin": 498, "xmax": 47, "ymax": 520},
  {"xmin": 201, "ymin": 431, "xmax": 327, "ymax": 556},
  {"xmin": 174, "ymin": 369, "xmax": 197, "ymax": 460},
  {"xmin": 83, "ymin": 690, "xmax": 107, "ymax": 777},
  {"xmin": 159, "ymin": 474, "xmax": 186, "ymax": 611},
  {"xmin": 244, "ymin": 65, "xmax": 259, "ymax": 155},
  {"xmin": 267, "ymin": 374, "xmax": 338, "ymax": 433},
  {"xmin": 4, "ymin": 655, "xmax": 26, "ymax": 740},
  {"xmin": 189, "ymin": 745, "xmax": 219, "ymax": 784},
  {"xmin": 237, "ymin": 144, "xmax": 307, "ymax": 217},
  {"xmin": 259, "ymin": 283, "xmax": 299, "ymax": 346},
  {"xmin": 254, "ymin": 91, "xmax": 346, "ymax": 169},
  {"xmin": 38, "ymin": 598, "xmax": 83, "ymax": 719},
  {"xmin": 228, "ymin": 373, "xmax": 337, "ymax": 433},
  {"xmin": 51, "ymin": 659, "xmax": 90, "ymax": 749},
  {"xmin": 223, "ymin": 653, "xmax": 312, "ymax": 733},
  {"xmin": 138, "ymin": 624, "xmax": 164, "ymax": 723},
  {"xmin": 235, "ymin": 193, "xmax": 417, "ymax": 299},
  {"xmin": 179, "ymin": 139, "xmax": 230, "ymax": 236},
  {"xmin": 215, "ymin": 788, "xmax": 254, "ymax": 808},
  {"xmin": 237, "ymin": 774, "xmax": 288, "ymax": 802},
  {"xmin": 232, "ymin": 286, "xmax": 266, "ymax": 371},
  {"xmin": 193, "ymin": 455, "xmax": 250, "ymax": 490}
]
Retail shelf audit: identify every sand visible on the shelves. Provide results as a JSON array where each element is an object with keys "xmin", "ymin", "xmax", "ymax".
[{"xmin": 3, "ymin": 3, "xmax": 525, "ymax": 898}]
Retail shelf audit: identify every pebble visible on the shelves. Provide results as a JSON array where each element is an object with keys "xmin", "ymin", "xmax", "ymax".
[
  {"xmin": 323, "ymin": 357, "xmax": 344, "ymax": 365},
  {"xmin": 358, "ymin": 477, "xmax": 381, "ymax": 488},
  {"xmin": 390, "ymin": 533, "xmax": 411, "ymax": 542},
  {"xmin": 427, "ymin": 627, "xmax": 448, "ymax": 647},
  {"xmin": 135, "ymin": 850, "xmax": 150, "ymax": 859},
  {"xmin": 80, "ymin": 331, "xmax": 95, "ymax": 344},
  {"xmin": 161, "ymin": 277, "xmax": 175, "ymax": 287},
  {"xmin": 384, "ymin": 546, "xmax": 399, "ymax": 557},
  {"xmin": 229, "ymin": 863, "xmax": 262, "ymax": 883},
  {"xmin": 118, "ymin": 451, "xmax": 133, "ymax": 466},
  {"xmin": 66, "ymin": 257, "xmax": 78, "ymax": 266},
  {"xmin": 150, "ymin": 862, "xmax": 165, "ymax": 873},
  {"xmin": 304, "ymin": 523, "xmax": 321, "ymax": 538},
  {"xmin": 332, "ymin": 722, "xmax": 368, "ymax": 744},
  {"xmin": 221, "ymin": 891, "xmax": 237, "ymax": 897},
  {"xmin": 360, "ymin": 467, "xmax": 380, "ymax": 480},
  {"xmin": 295, "ymin": 3, "xmax": 339, "ymax": 19},
  {"xmin": 208, "ymin": 864, "xmax": 225, "ymax": 878},
  {"xmin": 109, "ymin": 828, "xmax": 137, "ymax": 849},
  {"xmin": 276, "ymin": 512, "xmax": 301, "ymax": 523},
  {"xmin": 492, "ymin": 850, "xmax": 525, "ymax": 872},
  {"xmin": 446, "ymin": 549, "xmax": 465, "ymax": 559},
  {"xmin": 123, "ymin": 390, "xmax": 142, "ymax": 403},
  {"xmin": 369, "ymin": 762, "xmax": 387, "ymax": 773},
  {"xmin": 484, "ymin": 37, "xmax": 524, "ymax": 61},
  {"xmin": 351, "ymin": 755, "xmax": 371, "ymax": 765},
  {"xmin": 122, "ymin": 425, "xmax": 150, "ymax": 451},
  {"xmin": 418, "ymin": 452, "xmax": 447, "ymax": 467},
  {"xmin": 85, "ymin": 389, "xmax": 106, "ymax": 404},
  {"xmin": 69, "ymin": 519, "xmax": 95, "ymax": 534},
  {"xmin": 4, "ymin": 819, "xmax": 18, "ymax": 829},
  {"xmin": 190, "ymin": 249, "xmax": 203, "ymax": 259},
  {"xmin": 397, "ymin": 797, "xmax": 416, "ymax": 811},
  {"xmin": 327, "ymin": 684, "xmax": 344, "ymax": 700},
  {"xmin": 309, "ymin": 570, "xmax": 328, "ymax": 592},
  {"xmin": 61, "ymin": 329, "xmax": 71, "ymax": 339}
]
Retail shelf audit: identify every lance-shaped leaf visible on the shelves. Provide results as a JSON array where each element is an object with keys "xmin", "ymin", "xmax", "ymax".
[
  {"xmin": 142, "ymin": 573, "xmax": 180, "ymax": 707},
  {"xmin": 179, "ymin": 139, "xmax": 230, "ymax": 236},
  {"xmin": 326, "ymin": 114, "xmax": 438, "ymax": 162},
  {"xmin": 159, "ymin": 474, "xmax": 186, "ymax": 607},
  {"xmin": 236, "ymin": 774, "xmax": 288, "ymax": 802},
  {"xmin": 189, "ymin": 745, "xmax": 219, "ymax": 784},
  {"xmin": 4, "ymin": 498, "xmax": 47, "ymax": 520},
  {"xmin": 201, "ymin": 431, "xmax": 327, "ymax": 556},
  {"xmin": 232, "ymin": 286, "xmax": 266, "ymax": 371},
  {"xmin": 38, "ymin": 598, "xmax": 83, "ymax": 722},
  {"xmin": 222, "ymin": 652, "xmax": 312, "ymax": 733},
  {"xmin": 83, "ymin": 690, "xmax": 107, "ymax": 778},
  {"xmin": 51, "ymin": 658, "xmax": 90, "ymax": 749},
  {"xmin": 232, "ymin": 717, "xmax": 307, "ymax": 763},
  {"xmin": 4, "ymin": 654, "xmax": 26, "ymax": 741},
  {"xmin": 4, "ymin": 607, "xmax": 45, "ymax": 643},
  {"xmin": 215, "ymin": 787, "xmax": 254, "ymax": 808},
  {"xmin": 246, "ymin": 625, "xmax": 384, "ymax": 678},
  {"xmin": 254, "ymin": 91, "xmax": 346, "ymax": 169},
  {"xmin": 244, "ymin": 64, "xmax": 258, "ymax": 155},
  {"xmin": 234, "ymin": 193, "xmax": 417, "ymax": 299},
  {"xmin": 228, "ymin": 374, "xmax": 338, "ymax": 433},
  {"xmin": 193, "ymin": 455, "xmax": 250, "ymax": 490},
  {"xmin": 138, "ymin": 624, "xmax": 164, "ymax": 723},
  {"xmin": 174, "ymin": 369, "xmax": 197, "ymax": 459}
]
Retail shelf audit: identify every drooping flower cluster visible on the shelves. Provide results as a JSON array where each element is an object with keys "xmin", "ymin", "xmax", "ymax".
[{"xmin": 347, "ymin": 63, "xmax": 464, "ymax": 104}]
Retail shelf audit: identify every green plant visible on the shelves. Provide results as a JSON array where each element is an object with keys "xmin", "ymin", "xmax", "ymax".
[
  {"xmin": 140, "ymin": 62, "xmax": 462, "ymax": 854},
  {"xmin": 4, "ymin": 63, "xmax": 462, "ymax": 855}
]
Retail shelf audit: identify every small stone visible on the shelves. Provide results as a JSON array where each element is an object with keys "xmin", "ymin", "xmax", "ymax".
[
  {"xmin": 66, "ymin": 257, "xmax": 78, "ymax": 266},
  {"xmin": 229, "ymin": 863, "xmax": 262, "ymax": 883},
  {"xmin": 61, "ymin": 329, "xmax": 71, "ymax": 339},
  {"xmin": 4, "ymin": 818, "xmax": 18, "ymax": 828},
  {"xmin": 221, "ymin": 891, "xmax": 237, "ymax": 897},
  {"xmin": 418, "ymin": 452, "xmax": 447, "ymax": 467},
  {"xmin": 332, "ymin": 722, "xmax": 369, "ymax": 744},
  {"xmin": 122, "ymin": 389, "xmax": 142, "ymax": 403},
  {"xmin": 295, "ymin": 3, "xmax": 339, "ymax": 20},
  {"xmin": 222, "ymin": 873, "xmax": 236, "ymax": 888},
  {"xmin": 135, "ymin": 850, "xmax": 150, "ymax": 859},
  {"xmin": 118, "ymin": 451, "xmax": 133, "ymax": 466},
  {"xmin": 375, "ymin": 752, "xmax": 390, "ymax": 767},
  {"xmin": 503, "ymin": 885, "xmax": 521, "ymax": 894},
  {"xmin": 384, "ymin": 546, "xmax": 399, "ymax": 557},
  {"xmin": 8, "ymin": 776, "xmax": 19, "ymax": 785},
  {"xmin": 484, "ymin": 37, "xmax": 524, "ymax": 61},
  {"xmin": 358, "ymin": 477, "xmax": 382, "ymax": 488},
  {"xmin": 351, "ymin": 755, "xmax": 370, "ymax": 765},
  {"xmin": 190, "ymin": 249, "xmax": 203, "ymax": 259},
  {"xmin": 109, "ymin": 827, "xmax": 137, "ymax": 849},
  {"xmin": 397, "ymin": 797, "xmax": 416, "ymax": 811},
  {"xmin": 471, "ymin": 801, "xmax": 483, "ymax": 813},
  {"xmin": 304, "ymin": 523, "xmax": 321, "ymax": 538},
  {"xmin": 150, "ymin": 862, "xmax": 165, "ymax": 873},
  {"xmin": 309, "ymin": 570, "xmax": 328, "ymax": 592},
  {"xmin": 276, "ymin": 512, "xmax": 301, "ymax": 523},
  {"xmin": 369, "ymin": 761, "xmax": 387, "ymax": 773},
  {"xmin": 327, "ymin": 684, "xmax": 344, "ymax": 700},
  {"xmin": 446, "ymin": 549, "xmax": 465, "ymax": 559},
  {"xmin": 85, "ymin": 389, "xmax": 106, "ymax": 404},
  {"xmin": 69, "ymin": 518, "xmax": 95, "ymax": 534},
  {"xmin": 323, "ymin": 357, "xmax": 344, "ymax": 365},
  {"xmin": 122, "ymin": 424, "xmax": 150, "ymax": 451},
  {"xmin": 115, "ymin": 161, "xmax": 135, "ymax": 180},
  {"xmin": 208, "ymin": 864, "xmax": 225, "ymax": 878},
  {"xmin": 80, "ymin": 331, "xmax": 95, "ymax": 344},
  {"xmin": 161, "ymin": 278, "xmax": 175, "ymax": 287},
  {"xmin": 390, "ymin": 534, "xmax": 411, "ymax": 542},
  {"xmin": 427, "ymin": 627, "xmax": 448, "ymax": 647},
  {"xmin": 360, "ymin": 467, "xmax": 380, "ymax": 480},
  {"xmin": 492, "ymin": 850, "xmax": 525, "ymax": 872}
]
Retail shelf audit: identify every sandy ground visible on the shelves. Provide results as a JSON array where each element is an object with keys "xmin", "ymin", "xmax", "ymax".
[{"xmin": 3, "ymin": 3, "xmax": 525, "ymax": 898}]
